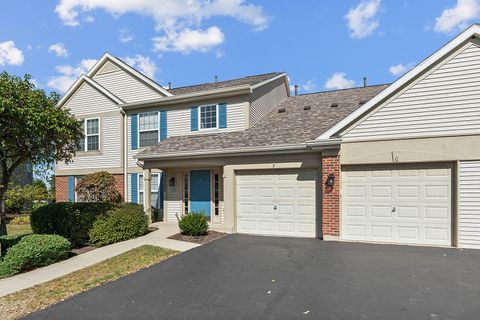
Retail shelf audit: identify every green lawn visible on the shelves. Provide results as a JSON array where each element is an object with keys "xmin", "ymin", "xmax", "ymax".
[
  {"xmin": 6, "ymin": 223, "xmax": 32, "ymax": 236},
  {"xmin": 0, "ymin": 245, "xmax": 178, "ymax": 320}
]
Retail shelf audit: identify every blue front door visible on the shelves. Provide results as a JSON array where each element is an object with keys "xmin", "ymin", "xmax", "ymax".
[{"xmin": 189, "ymin": 170, "xmax": 211, "ymax": 217}]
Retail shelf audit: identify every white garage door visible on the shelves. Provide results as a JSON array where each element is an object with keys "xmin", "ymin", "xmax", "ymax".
[
  {"xmin": 236, "ymin": 169, "xmax": 316, "ymax": 237},
  {"xmin": 341, "ymin": 165, "xmax": 452, "ymax": 246}
]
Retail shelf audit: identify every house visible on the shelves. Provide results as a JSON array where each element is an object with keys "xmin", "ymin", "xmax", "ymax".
[{"xmin": 56, "ymin": 24, "xmax": 480, "ymax": 249}]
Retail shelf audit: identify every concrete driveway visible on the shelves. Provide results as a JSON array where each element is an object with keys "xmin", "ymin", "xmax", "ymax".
[{"xmin": 26, "ymin": 235, "xmax": 480, "ymax": 320}]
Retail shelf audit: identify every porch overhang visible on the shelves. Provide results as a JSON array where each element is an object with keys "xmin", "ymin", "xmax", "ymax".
[{"xmin": 136, "ymin": 139, "xmax": 342, "ymax": 169}]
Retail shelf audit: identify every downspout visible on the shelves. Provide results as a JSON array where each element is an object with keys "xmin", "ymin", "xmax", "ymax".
[{"xmin": 121, "ymin": 110, "xmax": 128, "ymax": 202}]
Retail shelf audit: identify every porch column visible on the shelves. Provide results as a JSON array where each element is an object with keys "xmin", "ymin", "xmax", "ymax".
[{"xmin": 143, "ymin": 168, "xmax": 152, "ymax": 224}]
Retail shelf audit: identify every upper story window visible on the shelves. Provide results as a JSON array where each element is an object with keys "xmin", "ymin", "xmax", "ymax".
[
  {"xmin": 139, "ymin": 112, "xmax": 158, "ymax": 147},
  {"xmin": 200, "ymin": 105, "xmax": 217, "ymax": 130},
  {"xmin": 78, "ymin": 118, "xmax": 100, "ymax": 151}
]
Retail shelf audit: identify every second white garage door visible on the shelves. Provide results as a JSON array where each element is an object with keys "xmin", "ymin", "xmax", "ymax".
[
  {"xmin": 236, "ymin": 169, "xmax": 316, "ymax": 237},
  {"xmin": 342, "ymin": 165, "xmax": 452, "ymax": 246}
]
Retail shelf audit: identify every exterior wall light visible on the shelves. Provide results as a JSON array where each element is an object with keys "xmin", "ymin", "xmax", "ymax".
[{"xmin": 325, "ymin": 173, "xmax": 335, "ymax": 187}]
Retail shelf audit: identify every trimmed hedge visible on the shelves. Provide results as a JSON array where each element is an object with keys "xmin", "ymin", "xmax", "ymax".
[
  {"xmin": 0, "ymin": 234, "xmax": 29, "ymax": 257},
  {"xmin": 178, "ymin": 212, "xmax": 208, "ymax": 236},
  {"xmin": 0, "ymin": 234, "xmax": 71, "ymax": 278},
  {"xmin": 89, "ymin": 203, "xmax": 148, "ymax": 247},
  {"xmin": 31, "ymin": 202, "xmax": 114, "ymax": 247}
]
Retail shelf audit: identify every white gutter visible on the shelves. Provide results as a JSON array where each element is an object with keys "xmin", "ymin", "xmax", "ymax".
[
  {"xmin": 121, "ymin": 85, "xmax": 252, "ymax": 110},
  {"xmin": 136, "ymin": 139, "xmax": 341, "ymax": 161}
]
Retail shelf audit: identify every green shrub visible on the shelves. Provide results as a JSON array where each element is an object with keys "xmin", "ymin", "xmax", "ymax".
[
  {"xmin": 0, "ymin": 234, "xmax": 29, "ymax": 257},
  {"xmin": 89, "ymin": 203, "xmax": 148, "ymax": 247},
  {"xmin": 31, "ymin": 202, "xmax": 114, "ymax": 247},
  {"xmin": 178, "ymin": 211, "xmax": 209, "ymax": 236},
  {"xmin": 0, "ymin": 234, "xmax": 71, "ymax": 278}
]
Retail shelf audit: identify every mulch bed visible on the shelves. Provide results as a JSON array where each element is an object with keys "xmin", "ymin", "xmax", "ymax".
[
  {"xmin": 70, "ymin": 246, "xmax": 95, "ymax": 256},
  {"xmin": 169, "ymin": 230, "xmax": 227, "ymax": 244}
]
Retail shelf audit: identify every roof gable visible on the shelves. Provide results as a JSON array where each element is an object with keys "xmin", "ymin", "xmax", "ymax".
[
  {"xmin": 343, "ymin": 41, "xmax": 480, "ymax": 140},
  {"xmin": 58, "ymin": 74, "xmax": 123, "ymax": 108},
  {"xmin": 88, "ymin": 53, "xmax": 173, "ymax": 98},
  {"xmin": 318, "ymin": 24, "xmax": 480, "ymax": 140}
]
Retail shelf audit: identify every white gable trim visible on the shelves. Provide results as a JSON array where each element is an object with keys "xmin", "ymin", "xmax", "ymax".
[
  {"xmin": 251, "ymin": 73, "xmax": 290, "ymax": 97},
  {"xmin": 87, "ymin": 53, "xmax": 173, "ymax": 97},
  {"xmin": 317, "ymin": 24, "xmax": 480, "ymax": 140},
  {"xmin": 58, "ymin": 75, "xmax": 123, "ymax": 107}
]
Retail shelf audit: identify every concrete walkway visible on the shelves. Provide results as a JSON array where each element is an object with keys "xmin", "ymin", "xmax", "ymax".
[{"xmin": 0, "ymin": 222, "xmax": 199, "ymax": 298}]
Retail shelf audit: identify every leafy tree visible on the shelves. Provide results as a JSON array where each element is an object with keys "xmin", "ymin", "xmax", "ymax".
[
  {"xmin": 75, "ymin": 171, "xmax": 122, "ymax": 203},
  {"xmin": 4, "ymin": 180, "xmax": 52, "ymax": 213},
  {"xmin": 0, "ymin": 72, "xmax": 83, "ymax": 236}
]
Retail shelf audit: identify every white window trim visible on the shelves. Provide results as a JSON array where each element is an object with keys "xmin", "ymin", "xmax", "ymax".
[
  {"xmin": 138, "ymin": 112, "xmax": 160, "ymax": 148},
  {"xmin": 79, "ymin": 117, "xmax": 100, "ymax": 152},
  {"xmin": 198, "ymin": 104, "xmax": 219, "ymax": 131},
  {"xmin": 138, "ymin": 173, "xmax": 160, "ymax": 206}
]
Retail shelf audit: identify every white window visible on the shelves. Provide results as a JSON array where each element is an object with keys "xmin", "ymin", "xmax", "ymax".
[
  {"xmin": 139, "ymin": 173, "xmax": 161, "ymax": 208},
  {"xmin": 139, "ymin": 112, "xmax": 159, "ymax": 147},
  {"xmin": 74, "ymin": 176, "xmax": 84, "ymax": 202},
  {"xmin": 199, "ymin": 105, "xmax": 218, "ymax": 130},
  {"xmin": 78, "ymin": 118, "xmax": 100, "ymax": 151}
]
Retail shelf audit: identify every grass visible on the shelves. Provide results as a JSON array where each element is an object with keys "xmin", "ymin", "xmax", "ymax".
[
  {"xmin": 0, "ymin": 245, "xmax": 178, "ymax": 320},
  {"xmin": 6, "ymin": 223, "xmax": 32, "ymax": 236}
]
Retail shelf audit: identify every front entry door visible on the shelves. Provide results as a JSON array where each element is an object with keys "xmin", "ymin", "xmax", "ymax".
[{"xmin": 190, "ymin": 170, "xmax": 211, "ymax": 217}]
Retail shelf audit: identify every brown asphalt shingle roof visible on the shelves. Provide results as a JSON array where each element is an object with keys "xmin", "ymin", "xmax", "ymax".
[
  {"xmin": 168, "ymin": 72, "xmax": 284, "ymax": 95},
  {"xmin": 138, "ymin": 84, "xmax": 389, "ymax": 158}
]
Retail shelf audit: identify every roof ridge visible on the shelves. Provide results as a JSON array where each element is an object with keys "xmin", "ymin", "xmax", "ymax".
[
  {"xmin": 169, "ymin": 72, "xmax": 283, "ymax": 90},
  {"xmin": 296, "ymin": 83, "xmax": 390, "ymax": 96}
]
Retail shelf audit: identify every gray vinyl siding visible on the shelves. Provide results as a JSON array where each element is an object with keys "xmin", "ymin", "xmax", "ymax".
[
  {"xmin": 459, "ymin": 160, "xmax": 480, "ymax": 249},
  {"xmin": 63, "ymin": 82, "xmax": 118, "ymax": 115},
  {"xmin": 56, "ymin": 114, "xmax": 122, "ymax": 170},
  {"xmin": 168, "ymin": 102, "xmax": 247, "ymax": 137},
  {"xmin": 344, "ymin": 42, "xmax": 480, "ymax": 140},
  {"xmin": 249, "ymin": 77, "xmax": 287, "ymax": 127},
  {"xmin": 93, "ymin": 68, "xmax": 164, "ymax": 103}
]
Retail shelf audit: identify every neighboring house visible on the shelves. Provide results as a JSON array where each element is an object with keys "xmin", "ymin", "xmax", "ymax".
[{"xmin": 57, "ymin": 24, "xmax": 480, "ymax": 249}]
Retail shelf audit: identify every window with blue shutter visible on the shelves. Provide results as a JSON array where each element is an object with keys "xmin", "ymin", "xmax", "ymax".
[
  {"xmin": 68, "ymin": 176, "xmax": 75, "ymax": 202},
  {"xmin": 160, "ymin": 111, "xmax": 167, "ymax": 141},
  {"xmin": 130, "ymin": 114, "xmax": 138, "ymax": 150},
  {"xmin": 219, "ymin": 103, "xmax": 227, "ymax": 129},
  {"xmin": 191, "ymin": 106, "xmax": 199, "ymax": 131},
  {"xmin": 131, "ymin": 173, "xmax": 138, "ymax": 203}
]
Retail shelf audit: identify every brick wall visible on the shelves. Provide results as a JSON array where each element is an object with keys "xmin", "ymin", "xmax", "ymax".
[
  {"xmin": 55, "ymin": 176, "xmax": 69, "ymax": 202},
  {"xmin": 55, "ymin": 174, "xmax": 125, "ymax": 202},
  {"xmin": 322, "ymin": 155, "xmax": 340, "ymax": 237}
]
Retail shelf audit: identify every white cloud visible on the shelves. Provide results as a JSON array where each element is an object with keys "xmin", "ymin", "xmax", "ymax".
[
  {"xmin": 84, "ymin": 15, "xmax": 95, "ymax": 23},
  {"xmin": 324, "ymin": 72, "xmax": 355, "ymax": 90},
  {"xmin": 0, "ymin": 41, "xmax": 24, "ymax": 66},
  {"xmin": 301, "ymin": 80, "xmax": 317, "ymax": 92},
  {"xmin": 48, "ymin": 43, "xmax": 68, "ymax": 58},
  {"xmin": 119, "ymin": 28, "xmax": 134, "ymax": 43},
  {"xmin": 55, "ymin": 0, "xmax": 269, "ymax": 53},
  {"xmin": 54, "ymin": 0, "xmax": 269, "ymax": 30},
  {"xmin": 389, "ymin": 63, "xmax": 412, "ymax": 76},
  {"xmin": 123, "ymin": 55, "xmax": 158, "ymax": 79},
  {"xmin": 215, "ymin": 49, "xmax": 225, "ymax": 58},
  {"xmin": 345, "ymin": 0, "xmax": 381, "ymax": 39},
  {"xmin": 47, "ymin": 58, "xmax": 97, "ymax": 93},
  {"xmin": 153, "ymin": 26, "xmax": 225, "ymax": 53},
  {"xmin": 434, "ymin": 0, "xmax": 480, "ymax": 33}
]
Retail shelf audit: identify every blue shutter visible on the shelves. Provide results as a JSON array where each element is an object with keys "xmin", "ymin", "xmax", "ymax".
[
  {"xmin": 219, "ymin": 103, "xmax": 227, "ymax": 129},
  {"xmin": 68, "ymin": 176, "xmax": 75, "ymax": 202},
  {"xmin": 191, "ymin": 106, "xmax": 199, "ymax": 131},
  {"xmin": 131, "ymin": 173, "xmax": 138, "ymax": 203},
  {"xmin": 131, "ymin": 114, "xmax": 138, "ymax": 150},
  {"xmin": 160, "ymin": 111, "xmax": 167, "ymax": 141}
]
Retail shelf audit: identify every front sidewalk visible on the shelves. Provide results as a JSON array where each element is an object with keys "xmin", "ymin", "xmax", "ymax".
[{"xmin": 0, "ymin": 222, "xmax": 199, "ymax": 297}]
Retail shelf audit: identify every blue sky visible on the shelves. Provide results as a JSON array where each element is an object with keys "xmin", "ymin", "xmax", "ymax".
[{"xmin": 0, "ymin": 0, "xmax": 479, "ymax": 95}]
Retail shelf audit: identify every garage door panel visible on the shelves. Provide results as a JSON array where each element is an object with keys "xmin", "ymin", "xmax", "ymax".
[
  {"xmin": 236, "ymin": 169, "xmax": 316, "ymax": 237},
  {"xmin": 342, "ymin": 165, "xmax": 451, "ymax": 246}
]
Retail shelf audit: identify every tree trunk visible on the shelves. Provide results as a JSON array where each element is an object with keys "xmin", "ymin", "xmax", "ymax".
[{"xmin": 0, "ymin": 189, "xmax": 6, "ymax": 237}]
